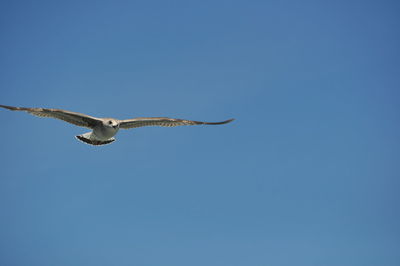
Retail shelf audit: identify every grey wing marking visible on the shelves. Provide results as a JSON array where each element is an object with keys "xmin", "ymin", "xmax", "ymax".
[
  {"xmin": 0, "ymin": 104, "xmax": 101, "ymax": 129},
  {"xmin": 119, "ymin": 117, "xmax": 234, "ymax": 129}
]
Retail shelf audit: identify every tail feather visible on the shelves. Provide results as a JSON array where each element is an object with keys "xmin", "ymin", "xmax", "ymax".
[{"xmin": 76, "ymin": 133, "xmax": 115, "ymax": 146}]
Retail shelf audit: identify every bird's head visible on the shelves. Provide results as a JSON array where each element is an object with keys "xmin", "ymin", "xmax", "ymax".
[{"xmin": 103, "ymin": 118, "xmax": 119, "ymax": 129}]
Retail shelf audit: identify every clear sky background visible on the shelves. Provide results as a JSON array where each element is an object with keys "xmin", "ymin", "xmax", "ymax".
[{"xmin": 0, "ymin": 1, "xmax": 399, "ymax": 265}]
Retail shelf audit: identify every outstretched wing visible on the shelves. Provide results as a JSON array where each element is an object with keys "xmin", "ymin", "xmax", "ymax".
[
  {"xmin": 119, "ymin": 117, "xmax": 234, "ymax": 129},
  {"xmin": 0, "ymin": 104, "xmax": 101, "ymax": 129}
]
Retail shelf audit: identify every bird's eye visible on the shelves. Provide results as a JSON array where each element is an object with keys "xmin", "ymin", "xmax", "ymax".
[{"xmin": 109, "ymin": 121, "xmax": 112, "ymax": 124}]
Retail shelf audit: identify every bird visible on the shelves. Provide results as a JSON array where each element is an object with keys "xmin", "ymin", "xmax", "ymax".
[{"xmin": 0, "ymin": 104, "xmax": 234, "ymax": 146}]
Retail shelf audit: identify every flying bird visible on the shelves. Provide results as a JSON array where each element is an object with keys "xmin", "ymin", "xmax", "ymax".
[{"xmin": 0, "ymin": 104, "xmax": 234, "ymax": 145}]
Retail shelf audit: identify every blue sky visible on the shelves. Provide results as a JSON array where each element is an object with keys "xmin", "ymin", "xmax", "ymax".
[{"xmin": 0, "ymin": 1, "xmax": 399, "ymax": 265}]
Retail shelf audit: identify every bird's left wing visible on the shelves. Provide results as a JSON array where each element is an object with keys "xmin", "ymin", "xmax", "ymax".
[
  {"xmin": 119, "ymin": 117, "xmax": 234, "ymax": 129},
  {"xmin": 0, "ymin": 105, "xmax": 101, "ymax": 129}
]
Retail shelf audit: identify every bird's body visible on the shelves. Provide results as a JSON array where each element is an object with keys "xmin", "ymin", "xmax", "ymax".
[
  {"xmin": 0, "ymin": 105, "xmax": 233, "ymax": 146},
  {"xmin": 78, "ymin": 118, "xmax": 120, "ymax": 145},
  {"xmin": 93, "ymin": 118, "xmax": 120, "ymax": 140}
]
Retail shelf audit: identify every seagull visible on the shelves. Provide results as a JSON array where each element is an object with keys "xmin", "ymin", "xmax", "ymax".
[{"xmin": 0, "ymin": 104, "xmax": 234, "ymax": 145}]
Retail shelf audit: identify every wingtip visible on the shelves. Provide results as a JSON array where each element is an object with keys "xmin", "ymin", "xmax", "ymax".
[
  {"xmin": 204, "ymin": 118, "xmax": 235, "ymax": 125},
  {"xmin": 0, "ymin": 104, "xmax": 15, "ymax": 110},
  {"xmin": 0, "ymin": 104, "xmax": 28, "ymax": 111},
  {"xmin": 220, "ymin": 118, "xmax": 235, "ymax": 124}
]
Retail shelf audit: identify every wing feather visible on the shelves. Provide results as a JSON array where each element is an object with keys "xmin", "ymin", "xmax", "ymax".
[
  {"xmin": 0, "ymin": 104, "xmax": 101, "ymax": 129},
  {"xmin": 119, "ymin": 117, "xmax": 234, "ymax": 129}
]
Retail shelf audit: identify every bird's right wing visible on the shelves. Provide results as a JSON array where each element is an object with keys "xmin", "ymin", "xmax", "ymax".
[{"xmin": 0, "ymin": 105, "xmax": 102, "ymax": 129}]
